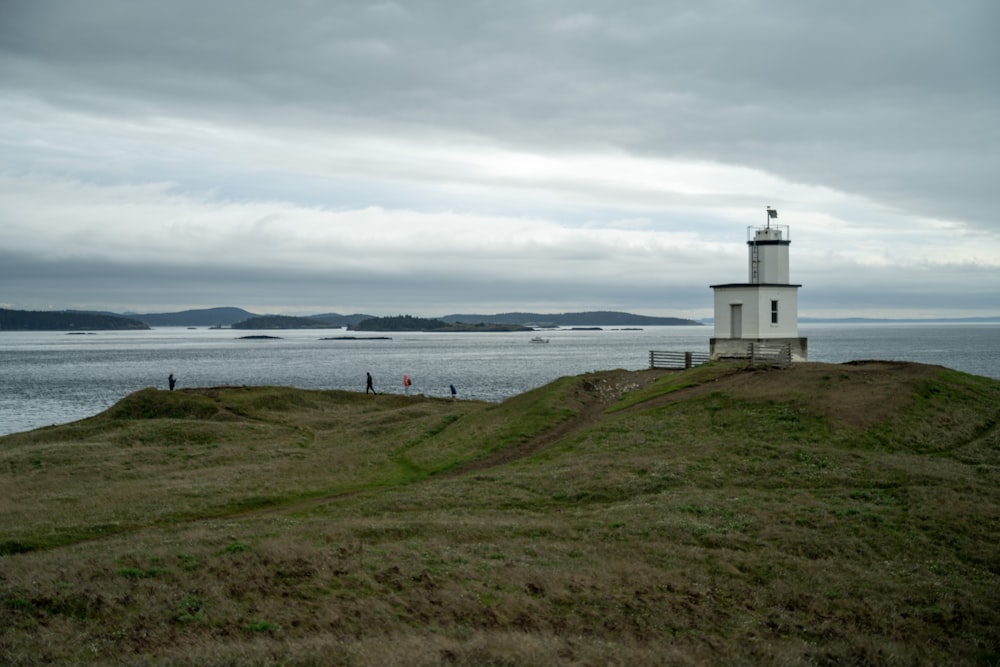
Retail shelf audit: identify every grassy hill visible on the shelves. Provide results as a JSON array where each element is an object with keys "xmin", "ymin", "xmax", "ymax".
[{"xmin": 1, "ymin": 361, "xmax": 998, "ymax": 665}]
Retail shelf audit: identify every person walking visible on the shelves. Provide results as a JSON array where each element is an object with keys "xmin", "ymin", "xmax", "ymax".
[
  {"xmin": 366, "ymin": 372, "xmax": 377, "ymax": 395},
  {"xmin": 450, "ymin": 384, "xmax": 457, "ymax": 400},
  {"xmin": 403, "ymin": 374, "xmax": 411, "ymax": 396}
]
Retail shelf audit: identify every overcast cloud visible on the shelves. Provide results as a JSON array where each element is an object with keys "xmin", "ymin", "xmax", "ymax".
[{"xmin": 1, "ymin": 0, "xmax": 998, "ymax": 318}]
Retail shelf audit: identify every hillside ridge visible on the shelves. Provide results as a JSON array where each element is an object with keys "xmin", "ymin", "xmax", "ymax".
[{"xmin": 2, "ymin": 360, "xmax": 998, "ymax": 665}]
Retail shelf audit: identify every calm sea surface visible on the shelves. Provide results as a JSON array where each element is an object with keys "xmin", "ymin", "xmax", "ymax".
[{"xmin": 1, "ymin": 323, "xmax": 997, "ymax": 436}]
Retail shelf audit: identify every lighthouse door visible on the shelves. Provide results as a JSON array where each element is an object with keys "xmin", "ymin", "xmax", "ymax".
[{"xmin": 730, "ymin": 304, "xmax": 742, "ymax": 338}]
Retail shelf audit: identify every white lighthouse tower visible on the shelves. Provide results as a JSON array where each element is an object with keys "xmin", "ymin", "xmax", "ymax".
[{"xmin": 710, "ymin": 207, "xmax": 808, "ymax": 361}]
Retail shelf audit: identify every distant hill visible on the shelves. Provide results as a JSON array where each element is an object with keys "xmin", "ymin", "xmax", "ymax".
[
  {"xmin": 307, "ymin": 313, "xmax": 375, "ymax": 327},
  {"xmin": 132, "ymin": 307, "xmax": 258, "ymax": 327},
  {"xmin": 232, "ymin": 315, "xmax": 330, "ymax": 329},
  {"xmin": 352, "ymin": 315, "xmax": 531, "ymax": 332},
  {"xmin": 0, "ymin": 308, "xmax": 149, "ymax": 331},
  {"xmin": 441, "ymin": 311, "xmax": 702, "ymax": 326},
  {"xmin": 50, "ymin": 307, "xmax": 700, "ymax": 328}
]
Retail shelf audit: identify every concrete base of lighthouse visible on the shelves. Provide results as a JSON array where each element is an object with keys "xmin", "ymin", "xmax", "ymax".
[{"xmin": 710, "ymin": 337, "xmax": 809, "ymax": 362}]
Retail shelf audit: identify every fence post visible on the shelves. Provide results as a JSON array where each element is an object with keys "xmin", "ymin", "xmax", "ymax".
[{"xmin": 684, "ymin": 351, "xmax": 693, "ymax": 368}]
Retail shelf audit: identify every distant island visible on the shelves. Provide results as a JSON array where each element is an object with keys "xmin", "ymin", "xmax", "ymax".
[
  {"xmin": 350, "ymin": 315, "xmax": 532, "ymax": 332},
  {"xmin": 440, "ymin": 311, "xmax": 701, "ymax": 327},
  {"xmin": 6, "ymin": 305, "xmax": 996, "ymax": 331},
  {"xmin": 235, "ymin": 310, "xmax": 700, "ymax": 329},
  {"xmin": 142, "ymin": 307, "xmax": 700, "ymax": 329},
  {"xmin": 127, "ymin": 307, "xmax": 260, "ymax": 327},
  {"xmin": 0, "ymin": 308, "xmax": 149, "ymax": 331},
  {"xmin": 0, "ymin": 307, "xmax": 699, "ymax": 331},
  {"xmin": 232, "ymin": 315, "xmax": 330, "ymax": 330}
]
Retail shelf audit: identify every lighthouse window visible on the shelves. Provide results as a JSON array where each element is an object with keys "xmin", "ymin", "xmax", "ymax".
[{"xmin": 771, "ymin": 300, "xmax": 779, "ymax": 324}]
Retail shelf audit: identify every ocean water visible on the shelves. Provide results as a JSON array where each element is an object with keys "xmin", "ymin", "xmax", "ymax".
[{"xmin": 1, "ymin": 323, "xmax": 997, "ymax": 436}]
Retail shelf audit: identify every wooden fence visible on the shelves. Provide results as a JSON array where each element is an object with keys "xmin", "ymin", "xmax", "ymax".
[
  {"xmin": 748, "ymin": 342, "xmax": 792, "ymax": 365},
  {"xmin": 648, "ymin": 350, "xmax": 711, "ymax": 370},
  {"xmin": 650, "ymin": 343, "xmax": 791, "ymax": 369}
]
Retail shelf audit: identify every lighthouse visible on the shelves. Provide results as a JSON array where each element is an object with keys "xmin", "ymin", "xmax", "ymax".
[{"xmin": 709, "ymin": 207, "xmax": 808, "ymax": 361}]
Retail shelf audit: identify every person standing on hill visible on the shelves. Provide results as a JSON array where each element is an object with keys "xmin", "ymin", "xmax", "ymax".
[
  {"xmin": 450, "ymin": 384, "xmax": 457, "ymax": 400},
  {"xmin": 168, "ymin": 374, "xmax": 176, "ymax": 391},
  {"xmin": 366, "ymin": 372, "xmax": 377, "ymax": 395},
  {"xmin": 403, "ymin": 374, "xmax": 411, "ymax": 396}
]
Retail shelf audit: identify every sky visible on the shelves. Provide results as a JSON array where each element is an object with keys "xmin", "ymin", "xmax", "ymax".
[{"xmin": 2, "ymin": 1, "xmax": 998, "ymax": 320}]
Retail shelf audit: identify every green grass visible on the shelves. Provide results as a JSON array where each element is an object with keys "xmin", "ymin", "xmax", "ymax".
[{"xmin": 1, "ymin": 362, "xmax": 998, "ymax": 665}]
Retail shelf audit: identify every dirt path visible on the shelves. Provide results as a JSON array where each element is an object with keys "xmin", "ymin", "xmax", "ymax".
[
  {"xmin": 438, "ymin": 369, "xmax": 667, "ymax": 477},
  {"xmin": 219, "ymin": 370, "xmax": 669, "ymax": 519},
  {"xmin": 442, "ymin": 360, "xmax": 1000, "ymax": 477},
  {"xmin": 215, "ymin": 361, "xmax": 1000, "ymax": 519}
]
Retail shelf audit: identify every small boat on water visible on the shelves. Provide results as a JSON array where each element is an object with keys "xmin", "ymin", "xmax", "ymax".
[{"xmin": 529, "ymin": 336, "xmax": 549, "ymax": 344}]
